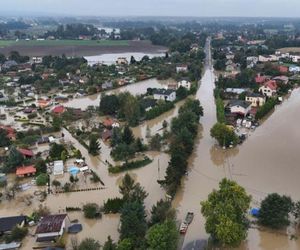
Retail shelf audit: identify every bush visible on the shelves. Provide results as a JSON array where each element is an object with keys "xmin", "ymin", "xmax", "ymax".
[
  {"xmin": 10, "ymin": 226, "xmax": 28, "ymax": 241},
  {"xmin": 83, "ymin": 203, "xmax": 102, "ymax": 219},
  {"xmin": 36, "ymin": 173, "xmax": 48, "ymax": 186},
  {"xmin": 210, "ymin": 122, "xmax": 238, "ymax": 147},
  {"xmin": 145, "ymin": 101, "xmax": 175, "ymax": 120},
  {"xmin": 108, "ymin": 157, "xmax": 152, "ymax": 174},
  {"xmin": 255, "ymin": 98, "xmax": 278, "ymax": 120},
  {"xmin": 103, "ymin": 198, "xmax": 124, "ymax": 214}
]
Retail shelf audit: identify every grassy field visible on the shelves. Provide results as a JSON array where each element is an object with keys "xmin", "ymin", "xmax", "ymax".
[{"xmin": 0, "ymin": 39, "xmax": 129, "ymax": 47}]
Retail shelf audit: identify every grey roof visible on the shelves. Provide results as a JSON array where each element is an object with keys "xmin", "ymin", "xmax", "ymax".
[
  {"xmin": 0, "ymin": 216, "xmax": 26, "ymax": 232},
  {"xmin": 245, "ymin": 92, "xmax": 265, "ymax": 98},
  {"xmin": 153, "ymin": 88, "xmax": 175, "ymax": 96},
  {"xmin": 228, "ymin": 100, "xmax": 251, "ymax": 109}
]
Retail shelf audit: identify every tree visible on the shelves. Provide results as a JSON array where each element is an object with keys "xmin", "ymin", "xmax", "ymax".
[
  {"xmin": 36, "ymin": 174, "xmax": 49, "ymax": 186},
  {"xmin": 120, "ymin": 201, "xmax": 147, "ymax": 241},
  {"xmin": 52, "ymin": 116, "xmax": 63, "ymax": 131},
  {"xmin": 122, "ymin": 126, "xmax": 134, "ymax": 145},
  {"xmin": 49, "ymin": 143, "xmax": 66, "ymax": 160},
  {"xmin": 210, "ymin": 123, "xmax": 238, "ymax": 147},
  {"xmin": 0, "ymin": 53, "xmax": 6, "ymax": 64},
  {"xmin": 10, "ymin": 226, "xmax": 28, "ymax": 241},
  {"xmin": 150, "ymin": 199, "xmax": 175, "ymax": 226},
  {"xmin": 130, "ymin": 56, "xmax": 136, "ymax": 64},
  {"xmin": 83, "ymin": 203, "xmax": 101, "ymax": 219},
  {"xmin": 52, "ymin": 180, "xmax": 61, "ymax": 188},
  {"xmin": 111, "ymin": 127, "xmax": 122, "ymax": 147},
  {"xmin": 201, "ymin": 179, "xmax": 251, "ymax": 247},
  {"xmin": 119, "ymin": 173, "xmax": 135, "ymax": 201},
  {"xmin": 78, "ymin": 238, "xmax": 101, "ymax": 250},
  {"xmin": 119, "ymin": 93, "xmax": 141, "ymax": 126},
  {"xmin": 149, "ymin": 134, "xmax": 162, "ymax": 151},
  {"xmin": 100, "ymin": 95, "xmax": 120, "ymax": 115},
  {"xmin": 146, "ymin": 220, "xmax": 178, "ymax": 250},
  {"xmin": 258, "ymin": 193, "xmax": 293, "ymax": 229},
  {"xmin": 117, "ymin": 238, "xmax": 134, "ymax": 250},
  {"xmin": 3, "ymin": 146, "xmax": 24, "ymax": 173},
  {"xmin": 0, "ymin": 128, "xmax": 11, "ymax": 147},
  {"xmin": 35, "ymin": 158, "xmax": 47, "ymax": 174},
  {"xmin": 103, "ymin": 236, "xmax": 117, "ymax": 250},
  {"xmin": 88, "ymin": 135, "xmax": 101, "ymax": 156}
]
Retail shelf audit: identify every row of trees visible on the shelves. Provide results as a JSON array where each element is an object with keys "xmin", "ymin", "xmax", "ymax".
[
  {"xmin": 202, "ymin": 178, "xmax": 300, "ymax": 248},
  {"xmin": 161, "ymin": 99, "xmax": 203, "ymax": 196}
]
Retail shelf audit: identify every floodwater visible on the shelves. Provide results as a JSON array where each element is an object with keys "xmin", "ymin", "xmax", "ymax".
[
  {"xmin": 64, "ymin": 78, "xmax": 175, "ymax": 110},
  {"xmin": 85, "ymin": 52, "xmax": 165, "ymax": 66},
  {"xmin": 174, "ymin": 38, "xmax": 300, "ymax": 249}
]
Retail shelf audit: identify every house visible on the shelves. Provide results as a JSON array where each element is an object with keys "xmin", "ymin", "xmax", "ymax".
[
  {"xmin": 258, "ymin": 55, "xmax": 278, "ymax": 62},
  {"xmin": 245, "ymin": 92, "xmax": 266, "ymax": 107},
  {"xmin": 255, "ymin": 74, "xmax": 270, "ymax": 84},
  {"xmin": 35, "ymin": 214, "xmax": 70, "ymax": 242},
  {"xmin": 102, "ymin": 81, "xmax": 113, "ymax": 90},
  {"xmin": 52, "ymin": 105, "xmax": 65, "ymax": 115},
  {"xmin": 103, "ymin": 117, "xmax": 114, "ymax": 128},
  {"xmin": 278, "ymin": 65, "xmax": 289, "ymax": 74},
  {"xmin": 227, "ymin": 100, "xmax": 251, "ymax": 116},
  {"xmin": 31, "ymin": 57, "xmax": 43, "ymax": 64},
  {"xmin": 102, "ymin": 130, "xmax": 112, "ymax": 141},
  {"xmin": 16, "ymin": 165, "xmax": 37, "ymax": 177},
  {"xmin": 167, "ymin": 83, "xmax": 178, "ymax": 90},
  {"xmin": 18, "ymin": 148, "xmax": 34, "ymax": 158},
  {"xmin": 53, "ymin": 160, "xmax": 64, "ymax": 176},
  {"xmin": 1, "ymin": 60, "xmax": 18, "ymax": 71},
  {"xmin": 289, "ymin": 65, "xmax": 300, "ymax": 73},
  {"xmin": 141, "ymin": 98, "xmax": 157, "ymax": 112},
  {"xmin": 37, "ymin": 98, "xmax": 52, "ymax": 109},
  {"xmin": 273, "ymin": 76, "xmax": 289, "ymax": 85},
  {"xmin": 224, "ymin": 88, "xmax": 248, "ymax": 99},
  {"xmin": 116, "ymin": 57, "xmax": 128, "ymax": 65},
  {"xmin": 259, "ymin": 80, "xmax": 278, "ymax": 97},
  {"xmin": 0, "ymin": 125, "xmax": 16, "ymax": 140},
  {"xmin": 0, "ymin": 216, "xmax": 26, "ymax": 235},
  {"xmin": 177, "ymin": 78, "xmax": 191, "ymax": 90},
  {"xmin": 153, "ymin": 89, "xmax": 176, "ymax": 102},
  {"xmin": 176, "ymin": 64, "xmax": 188, "ymax": 73}
]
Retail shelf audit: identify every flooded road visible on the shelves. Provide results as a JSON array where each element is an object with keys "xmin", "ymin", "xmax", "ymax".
[
  {"xmin": 174, "ymin": 38, "xmax": 300, "ymax": 249},
  {"xmin": 64, "ymin": 78, "xmax": 175, "ymax": 110}
]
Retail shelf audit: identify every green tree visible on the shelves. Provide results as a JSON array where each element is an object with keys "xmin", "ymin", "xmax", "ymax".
[
  {"xmin": 103, "ymin": 236, "xmax": 117, "ymax": 250},
  {"xmin": 201, "ymin": 179, "xmax": 251, "ymax": 247},
  {"xmin": 150, "ymin": 199, "xmax": 175, "ymax": 226},
  {"xmin": 36, "ymin": 174, "xmax": 49, "ymax": 186},
  {"xmin": 52, "ymin": 116, "xmax": 63, "ymax": 131},
  {"xmin": 49, "ymin": 143, "xmax": 66, "ymax": 160},
  {"xmin": 88, "ymin": 135, "xmax": 101, "ymax": 156},
  {"xmin": 3, "ymin": 146, "xmax": 24, "ymax": 173},
  {"xmin": 52, "ymin": 180, "xmax": 61, "ymax": 188},
  {"xmin": 146, "ymin": 220, "xmax": 178, "ymax": 250},
  {"xmin": 0, "ymin": 128, "xmax": 11, "ymax": 147},
  {"xmin": 258, "ymin": 193, "xmax": 293, "ymax": 229},
  {"xmin": 120, "ymin": 201, "xmax": 147, "ymax": 242},
  {"xmin": 122, "ymin": 126, "xmax": 134, "ymax": 145},
  {"xmin": 119, "ymin": 93, "xmax": 140, "ymax": 126},
  {"xmin": 119, "ymin": 173, "xmax": 135, "ymax": 201},
  {"xmin": 210, "ymin": 123, "xmax": 238, "ymax": 147},
  {"xmin": 83, "ymin": 203, "xmax": 101, "ymax": 219},
  {"xmin": 61, "ymin": 150, "xmax": 68, "ymax": 162},
  {"xmin": 100, "ymin": 94, "xmax": 120, "ymax": 115},
  {"xmin": 35, "ymin": 158, "xmax": 47, "ymax": 174},
  {"xmin": 117, "ymin": 238, "xmax": 134, "ymax": 250},
  {"xmin": 149, "ymin": 134, "xmax": 162, "ymax": 151},
  {"xmin": 111, "ymin": 127, "xmax": 122, "ymax": 147},
  {"xmin": 10, "ymin": 226, "xmax": 28, "ymax": 241},
  {"xmin": 78, "ymin": 238, "xmax": 101, "ymax": 250}
]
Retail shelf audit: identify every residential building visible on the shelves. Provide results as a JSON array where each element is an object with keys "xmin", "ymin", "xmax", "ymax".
[
  {"xmin": 289, "ymin": 65, "xmax": 300, "ymax": 73},
  {"xmin": 259, "ymin": 80, "xmax": 278, "ymax": 97},
  {"xmin": 16, "ymin": 165, "xmax": 37, "ymax": 177},
  {"xmin": 0, "ymin": 216, "xmax": 26, "ymax": 235},
  {"xmin": 258, "ymin": 55, "xmax": 279, "ymax": 62},
  {"xmin": 18, "ymin": 148, "xmax": 34, "ymax": 158},
  {"xmin": 177, "ymin": 78, "xmax": 191, "ymax": 90},
  {"xmin": 227, "ymin": 100, "xmax": 252, "ymax": 116},
  {"xmin": 53, "ymin": 160, "xmax": 64, "ymax": 176},
  {"xmin": 273, "ymin": 76, "xmax": 289, "ymax": 85},
  {"xmin": 245, "ymin": 92, "xmax": 266, "ymax": 107},
  {"xmin": 153, "ymin": 89, "xmax": 176, "ymax": 102},
  {"xmin": 35, "ymin": 214, "xmax": 70, "ymax": 242},
  {"xmin": 176, "ymin": 64, "xmax": 188, "ymax": 73},
  {"xmin": 31, "ymin": 57, "xmax": 43, "ymax": 64},
  {"xmin": 116, "ymin": 57, "xmax": 128, "ymax": 65}
]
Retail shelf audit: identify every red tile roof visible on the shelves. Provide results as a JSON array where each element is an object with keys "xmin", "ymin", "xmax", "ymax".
[
  {"xmin": 35, "ymin": 214, "xmax": 67, "ymax": 234},
  {"xmin": 16, "ymin": 165, "xmax": 36, "ymax": 176},
  {"xmin": 278, "ymin": 65, "xmax": 289, "ymax": 73},
  {"xmin": 103, "ymin": 118, "xmax": 114, "ymax": 127},
  {"xmin": 255, "ymin": 75, "xmax": 267, "ymax": 84},
  {"xmin": 18, "ymin": 148, "xmax": 34, "ymax": 157},
  {"xmin": 52, "ymin": 105, "xmax": 65, "ymax": 114},
  {"xmin": 264, "ymin": 80, "xmax": 278, "ymax": 90}
]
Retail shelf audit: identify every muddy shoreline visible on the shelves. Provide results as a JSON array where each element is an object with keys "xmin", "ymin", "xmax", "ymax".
[{"xmin": 0, "ymin": 40, "xmax": 167, "ymax": 57}]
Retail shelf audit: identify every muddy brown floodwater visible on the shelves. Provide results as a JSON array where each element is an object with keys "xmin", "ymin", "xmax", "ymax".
[{"xmin": 173, "ymin": 38, "xmax": 300, "ymax": 249}]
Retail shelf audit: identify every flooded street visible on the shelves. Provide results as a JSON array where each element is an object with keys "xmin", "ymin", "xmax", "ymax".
[{"xmin": 174, "ymin": 38, "xmax": 300, "ymax": 249}]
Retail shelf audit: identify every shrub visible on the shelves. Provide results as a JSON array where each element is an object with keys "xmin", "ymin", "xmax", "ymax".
[
  {"xmin": 36, "ymin": 173, "xmax": 48, "ymax": 186},
  {"xmin": 103, "ymin": 198, "xmax": 124, "ymax": 214},
  {"xmin": 83, "ymin": 203, "xmax": 102, "ymax": 219},
  {"xmin": 108, "ymin": 157, "xmax": 152, "ymax": 174}
]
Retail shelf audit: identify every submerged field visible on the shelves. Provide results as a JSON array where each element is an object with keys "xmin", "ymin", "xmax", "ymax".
[{"xmin": 0, "ymin": 40, "xmax": 166, "ymax": 56}]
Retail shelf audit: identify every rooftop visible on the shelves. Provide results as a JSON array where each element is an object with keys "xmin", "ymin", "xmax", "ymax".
[
  {"xmin": 16, "ymin": 165, "xmax": 36, "ymax": 176},
  {"xmin": 35, "ymin": 214, "xmax": 67, "ymax": 234}
]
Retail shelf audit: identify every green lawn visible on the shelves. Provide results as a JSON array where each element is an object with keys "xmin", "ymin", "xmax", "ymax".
[{"xmin": 0, "ymin": 39, "xmax": 129, "ymax": 47}]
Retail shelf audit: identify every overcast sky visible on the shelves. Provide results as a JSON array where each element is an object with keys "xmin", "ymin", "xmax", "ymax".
[{"xmin": 1, "ymin": 0, "xmax": 300, "ymax": 17}]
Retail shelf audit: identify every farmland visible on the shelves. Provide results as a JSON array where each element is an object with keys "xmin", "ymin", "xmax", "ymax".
[{"xmin": 0, "ymin": 40, "xmax": 167, "ymax": 57}]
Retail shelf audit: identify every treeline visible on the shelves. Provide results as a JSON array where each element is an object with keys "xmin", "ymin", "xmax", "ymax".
[
  {"xmin": 255, "ymin": 98, "xmax": 279, "ymax": 120},
  {"xmin": 44, "ymin": 23, "xmax": 99, "ymax": 39},
  {"xmin": 101, "ymin": 173, "xmax": 179, "ymax": 249},
  {"xmin": 214, "ymin": 88, "xmax": 225, "ymax": 123},
  {"xmin": 160, "ymin": 99, "xmax": 203, "ymax": 196}
]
